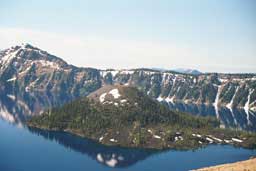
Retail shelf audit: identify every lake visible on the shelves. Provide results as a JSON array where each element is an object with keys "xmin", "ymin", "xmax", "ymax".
[{"xmin": 0, "ymin": 93, "xmax": 256, "ymax": 171}]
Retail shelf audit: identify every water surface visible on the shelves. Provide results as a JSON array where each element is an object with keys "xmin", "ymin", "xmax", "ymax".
[
  {"xmin": 0, "ymin": 93, "xmax": 256, "ymax": 171},
  {"xmin": 1, "ymin": 119, "xmax": 256, "ymax": 171}
]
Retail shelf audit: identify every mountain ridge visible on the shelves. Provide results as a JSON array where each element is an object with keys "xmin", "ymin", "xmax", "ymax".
[{"xmin": 1, "ymin": 44, "xmax": 256, "ymax": 110}]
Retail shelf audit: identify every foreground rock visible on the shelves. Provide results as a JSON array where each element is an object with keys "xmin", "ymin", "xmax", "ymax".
[{"xmin": 193, "ymin": 158, "xmax": 256, "ymax": 171}]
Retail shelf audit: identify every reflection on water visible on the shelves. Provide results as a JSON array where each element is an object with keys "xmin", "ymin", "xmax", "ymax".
[
  {"xmin": 28, "ymin": 127, "xmax": 158, "ymax": 168},
  {"xmin": 0, "ymin": 93, "xmax": 256, "ymax": 170},
  {"xmin": 166, "ymin": 102, "xmax": 256, "ymax": 132},
  {"xmin": 0, "ymin": 92, "xmax": 73, "ymax": 125},
  {"xmin": 0, "ymin": 92, "xmax": 256, "ymax": 132},
  {"xmin": 1, "ymin": 122, "xmax": 253, "ymax": 171}
]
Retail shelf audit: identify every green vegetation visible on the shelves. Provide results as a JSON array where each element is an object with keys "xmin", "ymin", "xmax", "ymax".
[{"xmin": 28, "ymin": 86, "xmax": 256, "ymax": 150}]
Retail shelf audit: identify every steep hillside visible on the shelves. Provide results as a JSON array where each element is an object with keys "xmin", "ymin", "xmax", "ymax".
[
  {"xmin": 0, "ymin": 43, "xmax": 101, "ymax": 101},
  {"xmin": 101, "ymin": 69, "xmax": 256, "ymax": 110},
  {"xmin": 1, "ymin": 44, "xmax": 255, "ymax": 110}
]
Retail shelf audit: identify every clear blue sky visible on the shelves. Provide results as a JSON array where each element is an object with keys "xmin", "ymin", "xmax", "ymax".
[{"xmin": 0, "ymin": 0, "xmax": 255, "ymax": 73}]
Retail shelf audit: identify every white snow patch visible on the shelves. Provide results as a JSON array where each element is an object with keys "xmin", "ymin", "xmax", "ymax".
[
  {"xmin": 193, "ymin": 78, "xmax": 197, "ymax": 84},
  {"xmin": 147, "ymin": 129, "xmax": 153, "ymax": 134},
  {"xmin": 224, "ymin": 139, "xmax": 232, "ymax": 143},
  {"xmin": 214, "ymin": 85, "xmax": 221, "ymax": 119},
  {"xmin": 219, "ymin": 78, "xmax": 228, "ymax": 83},
  {"xmin": 174, "ymin": 136, "xmax": 179, "ymax": 142},
  {"xmin": 120, "ymin": 99, "xmax": 127, "ymax": 103},
  {"xmin": 232, "ymin": 138, "xmax": 243, "ymax": 143},
  {"xmin": 244, "ymin": 89, "xmax": 254, "ymax": 111},
  {"xmin": 99, "ymin": 93, "xmax": 107, "ymax": 103},
  {"xmin": 209, "ymin": 135, "xmax": 223, "ymax": 142},
  {"xmin": 157, "ymin": 96, "xmax": 164, "ymax": 102},
  {"xmin": 101, "ymin": 71, "xmax": 108, "ymax": 78},
  {"xmin": 206, "ymin": 137, "xmax": 213, "ymax": 143},
  {"xmin": 244, "ymin": 89, "xmax": 254, "ymax": 125},
  {"xmin": 110, "ymin": 71, "xmax": 119, "ymax": 78},
  {"xmin": 7, "ymin": 77, "xmax": 16, "ymax": 82},
  {"xmin": 99, "ymin": 136, "xmax": 104, "ymax": 142},
  {"xmin": 109, "ymin": 89, "xmax": 121, "ymax": 99},
  {"xmin": 18, "ymin": 65, "xmax": 32, "ymax": 76},
  {"xmin": 153, "ymin": 135, "xmax": 161, "ymax": 139},
  {"xmin": 7, "ymin": 94, "xmax": 15, "ymax": 101},
  {"xmin": 175, "ymin": 136, "xmax": 183, "ymax": 141},
  {"xmin": 110, "ymin": 138, "xmax": 118, "ymax": 143},
  {"xmin": 165, "ymin": 96, "xmax": 173, "ymax": 103},
  {"xmin": 196, "ymin": 134, "xmax": 202, "ymax": 138},
  {"xmin": 226, "ymin": 87, "xmax": 239, "ymax": 109},
  {"xmin": 120, "ymin": 70, "xmax": 134, "ymax": 75}
]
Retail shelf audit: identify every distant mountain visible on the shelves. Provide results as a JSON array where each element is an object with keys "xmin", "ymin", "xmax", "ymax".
[
  {"xmin": 0, "ymin": 43, "xmax": 101, "ymax": 101},
  {"xmin": 173, "ymin": 68, "xmax": 203, "ymax": 75},
  {"xmin": 1, "ymin": 44, "xmax": 256, "ymax": 110}
]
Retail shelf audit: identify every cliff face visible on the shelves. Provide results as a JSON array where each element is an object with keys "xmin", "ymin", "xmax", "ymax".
[
  {"xmin": 101, "ymin": 69, "xmax": 256, "ymax": 110},
  {"xmin": 1, "ymin": 44, "xmax": 256, "ymax": 110}
]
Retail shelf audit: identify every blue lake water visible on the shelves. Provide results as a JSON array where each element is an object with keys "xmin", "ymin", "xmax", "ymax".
[
  {"xmin": 0, "ymin": 93, "xmax": 256, "ymax": 171},
  {"xmin": 0, "ymin": 119, "xmax": 255, "ymax": 171}
]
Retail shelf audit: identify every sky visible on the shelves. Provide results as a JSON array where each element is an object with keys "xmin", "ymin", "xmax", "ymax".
[{"xmin": 0, "ymin": 0, "xmax": 255, "ymax": 73}]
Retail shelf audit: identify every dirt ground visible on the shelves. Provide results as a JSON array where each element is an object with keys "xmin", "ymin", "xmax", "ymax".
[{"xmin": 193, "ymin": 158, "xmax": 256, "ymax": 171}]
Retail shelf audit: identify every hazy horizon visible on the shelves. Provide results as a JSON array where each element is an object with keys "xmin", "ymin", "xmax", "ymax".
[{"xmin": 0, "ymin": 0, "xmax": 255, "ymax": 73}]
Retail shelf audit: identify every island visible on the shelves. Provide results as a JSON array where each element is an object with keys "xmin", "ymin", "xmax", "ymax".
[{"xmin": 28, "ymin": 85, "xmax": 256, "ymax": 150}]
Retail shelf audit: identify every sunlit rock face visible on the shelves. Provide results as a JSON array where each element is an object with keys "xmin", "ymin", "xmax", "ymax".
[
  {"xmin": 102, "ymin": 69, "xmax": 256, "ymax": 110},
  {"xmin": 0, "ymin": 44, "xmax": 256, "ymax": 130},
  {"xmin": 1, "ymin": 44, "xmax": 256, "ymax": 111},
  {"xmin": 0, "ymin": 43, "xmax": 101, "ymax": 100}
]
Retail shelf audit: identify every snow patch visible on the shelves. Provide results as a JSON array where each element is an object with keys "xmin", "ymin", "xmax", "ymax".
[
  {"xmin": 7, "ymin": 77, "xmax": 16, "ymax": 82},
  {"xmin": 109, "ymin": 89, "xmax": 121, "ymax": 99},
  {"xmin": 99, "ymin": 136, "xmax": 104, "ymax": 142},
  {"xmin": 7, "ymin": 94, "xmax": 15, "ymax": 101},
  {"xmin": 120, "ymin": 99, "xmax": 127, "ymax": 103},
  {"xmin": 232, "ymin": 138, "xmax": 243, "ymax": 143},
  {"xmin": 226, "ymin": 87, "xmax": 239, "ymax": 109},
  {"xmin": 213, "ymin": 85, "xmax": 221, "ymax": 118},
  {"xmin": 153, "ymin": 135, "xmax": 161, "ymax": 139},
  {"xmin": 244, "ymin": 89, "xmax": 254, "ymax": 111},
  {"xmin": 110, "ymin": 138, "xmax": 118, "ymax": 143},
  {"xmin": 147, "ymin": 129, "xmax": 153, "ymax": 134},
  {"xmin": 206, "ymin": 137, "xmax": 213, "ymax": 143},
  {"xmin": 99, "ymin": 93, "xmax": 107, "ymax": 103},
  {"xmin": 157, "ymin": 96, "xmax": 164, "ymax": 102}
]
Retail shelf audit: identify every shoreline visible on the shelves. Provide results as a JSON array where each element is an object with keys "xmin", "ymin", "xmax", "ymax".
[{"xmin": 27, "ymin": 123, "xmax": 256, "ymax": 151}]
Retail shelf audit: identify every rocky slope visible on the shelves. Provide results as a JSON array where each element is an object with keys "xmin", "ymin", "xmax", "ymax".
[
  {"xmin": 1, "ymin": 44, "xmax": 256, "ymax": 110},
  {"xmin": 101, "ymin": 69, "xmax": 256, "ymax": 110},
  {"xmin": 0, "ymin": 43, "xmax": 101, "ymax": 102}
]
